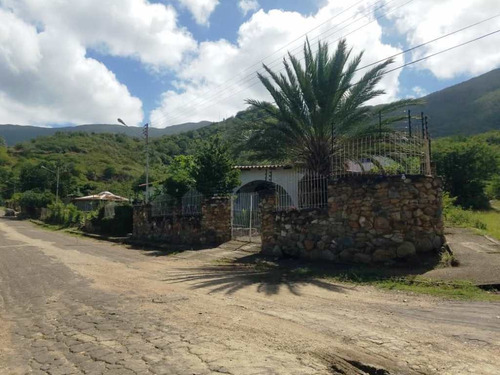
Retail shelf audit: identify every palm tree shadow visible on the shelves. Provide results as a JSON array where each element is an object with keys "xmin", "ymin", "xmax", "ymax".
[{"xmin": 162, "ymin": 255, "xmax": 350, "ymax": 296}]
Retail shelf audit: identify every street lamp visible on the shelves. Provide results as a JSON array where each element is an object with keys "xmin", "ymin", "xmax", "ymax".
[
  {"xmin": 117, "ymin": 118, "xmax": 150, "ymax": 203},
  {"xmin": 41, "ymin": 165, "xmax": 60, "ymax": 203}
]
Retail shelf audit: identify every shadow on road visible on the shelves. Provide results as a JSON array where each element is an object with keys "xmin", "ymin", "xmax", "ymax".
[
  {"xmin": 162, "ymin": 254, "xmax": 354, "ymax": 296},
  {"xmin": 161, "ymin": 251, "xmax": 444, "ymax": 296}
]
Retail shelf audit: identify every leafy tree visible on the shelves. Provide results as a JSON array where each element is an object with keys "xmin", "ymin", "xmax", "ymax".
[
  {"xmin": 19, "ymin": 162, "xmax": 52, "ymax": 192},
  {"xmin": 247, "ymin": 39, "xmax": 394, "ymax": 175},
  {"xmin": 192, "ymin": 137, "xmax": 240, "ymax": 197},
  {"xmin": 163, "ymin": 155, "xmax": 196, "ymax": 203},
  {"xmin": 486, "ymin": 175, "xmax": 500, "ymax": 200},
  {"xmin": 434, "ymin": 138, "xmax": 499, "ymax": 209}
]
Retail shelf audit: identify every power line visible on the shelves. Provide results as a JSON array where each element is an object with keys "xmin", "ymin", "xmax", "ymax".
[
  {"xmin": 262, "ymin": 26, "xmax": 500, "ymax": 119},
  {"xmin": 217, "ymin": 27, "xmax": 500, "ymax": 130},
  {"xmin": 156, "ymin": 16, "xmax": 500, "ymax": 128},
  {"xmin": 152, "ymin": 0, "xmax": 406, "ymax": 127}
]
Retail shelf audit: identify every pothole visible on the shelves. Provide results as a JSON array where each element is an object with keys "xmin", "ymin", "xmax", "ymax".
[{"xmin": 331, "ymin": 360, "xmax": 391, "ymax": 375}]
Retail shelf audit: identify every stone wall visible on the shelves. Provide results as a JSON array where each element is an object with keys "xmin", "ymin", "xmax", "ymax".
[
  {"xmin": 261, "ymin": 175, "xmax": 444, "ymax": 264},
  {"xmin": 133, "ymin": 196, "xmax": 231, "ymax": 246}
]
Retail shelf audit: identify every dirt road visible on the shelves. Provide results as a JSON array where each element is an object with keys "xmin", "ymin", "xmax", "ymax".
[{"xmin": 0, "ymin": 217, "xmax": 499, "ymax": 374}]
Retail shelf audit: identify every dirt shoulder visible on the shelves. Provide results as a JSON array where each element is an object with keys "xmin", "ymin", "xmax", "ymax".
[{"xmin": 1, "ymin": 217, "xmax": 500, "ymax": 374}]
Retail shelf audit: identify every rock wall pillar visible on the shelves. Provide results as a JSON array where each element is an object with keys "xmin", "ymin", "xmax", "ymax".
[
  {"xmin": 201, "ymin": 196, "xmax": 231, "ymax": 244},
  {"xmin": 259, "ymin": 189, "xmax": 278, "ymax": 255},
  {"xmin": 132, "ymin": 204, "xmax": 151, "ymax": 237}
]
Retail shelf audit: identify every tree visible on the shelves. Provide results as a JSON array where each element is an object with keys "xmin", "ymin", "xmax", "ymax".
[
  {"xmin": 247, "ymin": 39, "xmax": 394, "ymax": 175},
  {"xmin": 192, "ymin": 137, "xmax": 240, "ymax": 198},
  {"xmin": 434, "ymin": 138, "xmax": 499, "ymax": 209},
  {"xmin": 19, "ymin": 162, "xmax": 52, "ymax": 192},
  {"xmin": 163, "ymin": 155, "xmax": 196, "ymax": 204}
]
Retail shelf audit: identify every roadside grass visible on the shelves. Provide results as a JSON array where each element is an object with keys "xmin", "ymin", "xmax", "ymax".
[
  {"xmin": 290, "ymin": 266, "xmax": 500, "ymax": 301},
  {"xmin": 222, "ymin": 256, "xmax": 500, "ymax": 301},
  {"xmin": 444, "ymin": 199, "xmax": 500, "ymax": 240}
]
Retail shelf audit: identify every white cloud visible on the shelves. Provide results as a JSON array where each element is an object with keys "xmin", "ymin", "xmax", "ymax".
[
  {"xmin": 151, "ymin": 1, "xmax": 404, "ymax": 127},
  {"xmin": 0, "ymin": 8, "xmax": 142, "ymax": 126},
  {"xmin": 389, "ymin": 0, "xmax": 500, "ymax": 79},
  {"xmin": 2, "ymin": 0, "xmax": 197, "ymax": 69},
  {"xmin": 177, "ymin": 0, "xmax": 219, "ymax": 26},
  {"xmin": 411, "ymin": 86, "xmax": 428, "ymax": 98},
  {"xmin": 238, "ymin": 0, "xmax": 260, "ymax": 16}
]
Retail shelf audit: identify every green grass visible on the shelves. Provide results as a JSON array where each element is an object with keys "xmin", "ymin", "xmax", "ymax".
[
  {"xmin": 374, "ymin": 277, "xmax": 499, "ymax": 301},
  {"xmin": 444, "ymin": 200, "xmax": 500, "ymax": 240},
  {"xmin": 227, "ymin": 258, "xmax": 500, "ymax": 301}
]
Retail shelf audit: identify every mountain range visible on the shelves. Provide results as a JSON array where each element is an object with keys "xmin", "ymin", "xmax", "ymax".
[
  {"xmin": 0, "ymin": 121, "xmax": 211, "ymax": 146},
  {"xmin": 1, "ymin": 68, "xmax": 500, "ymax": 145}
]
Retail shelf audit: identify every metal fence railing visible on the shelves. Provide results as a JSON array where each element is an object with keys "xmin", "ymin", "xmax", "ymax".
[
  {"xmin": 331, "ymin": 131, "xmax": 431, "ymax": 178},
  {"xmin": 181, "ymin": 189, "xmax": 203, "ymax": 215},
  {"xmin": 231, "ymin": 192, "xmax": 261, "ymax": 242},
  {"xmin": 150, "ymin": 190, "xmax": 203, "ymax": 217},
  {"xmin": 274, "ymin": 169, "xmax": 329, "ymax": 211}
]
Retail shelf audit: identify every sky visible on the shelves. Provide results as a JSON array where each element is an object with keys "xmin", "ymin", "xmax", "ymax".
[{"xmin": 0, "ymin": 0, "xmax": 500, "ymax": 128}]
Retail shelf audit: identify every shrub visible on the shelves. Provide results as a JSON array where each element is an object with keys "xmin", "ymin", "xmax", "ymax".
[
  {"xmin": 443, "ymin": 193, "xmax": 488, "ymax": 230},
  {"xmin": 10, "ymin": 190, "xmax": 54, "ymax": 218},
  {"xmin": 89, "ymin": 204, "xmax": 133, "ymax": 236},
  {"xmin": 45, "ymin": 203, "xmax": 82, "ymax": 226},
  {"xmin": 434, "ymin": 139, "xmax": 498, "ymax": 209},
  {"xmin": 486, "ymin": 175, "xmax": 500, "ymax": 200}
]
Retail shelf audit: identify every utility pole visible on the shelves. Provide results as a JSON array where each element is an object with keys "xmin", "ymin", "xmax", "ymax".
[
  {"xmin": 143, "ymin": 123, "xmax": 150, "ymax": 204},
  {"xmin": 117, "ymin": 118, "xmax": 150, "ymax": 204},
  {"xmin": 378, "ymin": 110, "xmax": 382, "ymax": 137},
  {"xmin": 56, "ymin": 166, "xmax": 60, "ymax": 203},
  {"xmin": 407, "ymin": 109, "xmax": 412, "ymax": 137},
  {"xmin": 41, "ymin": 165, "xmax": 60, "ymax": 203}
]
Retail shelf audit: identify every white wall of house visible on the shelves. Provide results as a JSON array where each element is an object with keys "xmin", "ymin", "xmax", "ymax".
[{"xmin": 236, "ymin": 167, "xmax": 303, "ymax": 206}]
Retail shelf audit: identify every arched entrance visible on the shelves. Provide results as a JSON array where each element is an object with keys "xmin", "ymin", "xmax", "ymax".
[{"xmin": 231, "ymin": 180, "xmax": 293, "ymax": 242}]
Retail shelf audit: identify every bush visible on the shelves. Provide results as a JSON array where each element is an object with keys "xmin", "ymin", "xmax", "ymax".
[
  {"xmin": 486, "ymin": 175, "xmax": 500, "ymax": 200},
  {"xmin": 45, "ymin": 203, "xmax": 82, "ymax": 226},
  {"xmin": 443, "ymin": 193, "xmax": 488, "ymax": 230},
  {"xmin": 434, "ymin": 139, "xmax": 498, "ymax": 209},
  {"xmin": 89, "ymin": 204, "xmax": 133, "ymax": 236},
  {"xmin": 10, "ymin": 190, "xmax": 54, "ymax": 218}
]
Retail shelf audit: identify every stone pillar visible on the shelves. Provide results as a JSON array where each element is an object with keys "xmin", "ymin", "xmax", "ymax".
[
  {"xmin": 201, "ymin": 196, "xmax": 231, "ymax": 244},
  {"xmin": 132, "ymin": 204, "xmax": 151, "ymax": 237},
  {"xmin": 259, "ymin": 189, "xmax": 277, "ymax": 255}
]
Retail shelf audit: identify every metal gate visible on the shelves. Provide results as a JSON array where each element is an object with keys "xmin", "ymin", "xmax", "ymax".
[{"xmin": 231, "ymin": 192, "xmax": 261, "ymax": 243}]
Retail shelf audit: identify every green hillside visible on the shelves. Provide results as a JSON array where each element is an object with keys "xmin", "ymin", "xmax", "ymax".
[
  {"xmin": 0, "ymin": 121, "xmax": 212, "ymax": 146},
  {"xmin": 413, "ymin": 69, "xmax": 500, "ymax": 137},
  {"xmin": 2, "ymin": 68, "xmax": 500, "ymax": 147},
  {"xmin": 2, "ymin": 132, "xmax": 146, "ymax": 198},
  {"xmin": 2, "ymin": 64, "xmax": 500, "ymax": 203}
]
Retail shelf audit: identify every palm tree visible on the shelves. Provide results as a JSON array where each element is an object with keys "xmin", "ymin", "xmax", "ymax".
[{"xmin": 247, "ymin": 39, "xmax": 394, "ymax": 176}]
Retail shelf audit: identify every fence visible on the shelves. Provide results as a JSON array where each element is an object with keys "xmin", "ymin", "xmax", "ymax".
[
  {"xmin": 273, "ymin": 131, "xmax": 431, "ymax": 212},
  {"xmin": 275, "ymin": 170, "xmax": 329, "ymax": 211},
  {"xmin": 231, "ymin": 192, "xmax": 261, "ymax": 242},
  {"xmin": 150, "ymin": 189, "xmax": 203, "ymax": 217},
  {"xmin": 331, "ymin": 131, "xmax": 431, "ymax": 178}
]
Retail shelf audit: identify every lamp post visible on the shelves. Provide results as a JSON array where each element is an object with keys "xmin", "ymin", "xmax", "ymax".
[
  {"xmin": 41, "ymin": 165, "xmax": 60, "ymax": 203},
  {"xmin": 117, "ymin": 118, "xmax": 150, "ymax": 203}
]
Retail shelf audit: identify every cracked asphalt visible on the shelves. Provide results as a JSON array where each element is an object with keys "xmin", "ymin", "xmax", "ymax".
[{"xmin": 1, "ymin": 216, "xmax": 499, "ymax": 375}]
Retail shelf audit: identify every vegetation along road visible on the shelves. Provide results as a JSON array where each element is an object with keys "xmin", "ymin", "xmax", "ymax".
[{"xmin": 1, "ymin": 217, "xmax": 499, "ymax": 375}]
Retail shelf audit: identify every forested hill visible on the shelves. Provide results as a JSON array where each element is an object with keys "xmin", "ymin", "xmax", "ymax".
[
  {"xmin": 0, "ymin": 121, "xmax": 211, "ymax": 146},
  {"xmin": 2, "ymin": 68, "xmax": 500, "ymax": 145},
  {"xmin": 411, "ymin": 68, "xmax": 500, "ymax": 137}
]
